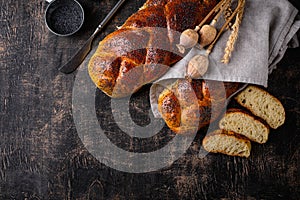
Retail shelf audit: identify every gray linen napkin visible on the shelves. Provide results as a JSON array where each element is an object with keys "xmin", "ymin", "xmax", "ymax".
[{"xmin": 150, "ymin": 0, "xmax": 300, "ymax": 118}]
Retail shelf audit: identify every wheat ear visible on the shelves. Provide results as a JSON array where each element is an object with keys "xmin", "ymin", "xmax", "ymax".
[
  {"xmin": 222, "ymin": 0, "xmax": 245, "ymax": 64},
  {"xmin": 223, "ymin": 0, "xmax": 233, "ymax": 29}
]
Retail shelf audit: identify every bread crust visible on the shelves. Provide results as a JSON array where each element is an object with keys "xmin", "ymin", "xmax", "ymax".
[
  {"xmin": 202, "ymin": 129, "xmax": 251, "ymax": 158},
  {"xmin": 219, "ymin": 108, "xmax": 270, "ymax": 144},
  {"xmin": 225, "ymin": 108, "xmax": 270, "ymax": 128},
  {"xmin": 234, "ymin": 85, "xmax": 285, "ymax": 129}
]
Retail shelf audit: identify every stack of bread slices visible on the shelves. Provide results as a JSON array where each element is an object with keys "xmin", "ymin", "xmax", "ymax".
[{"xmin": 202, "ymin": 85, "xmax": 286, "ymax": 158}]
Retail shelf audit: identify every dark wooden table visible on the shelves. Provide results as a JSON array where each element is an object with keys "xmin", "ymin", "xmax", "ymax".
[{"xmin": 1, "ymin": 0, "xmax": 299, "ymax": 199}]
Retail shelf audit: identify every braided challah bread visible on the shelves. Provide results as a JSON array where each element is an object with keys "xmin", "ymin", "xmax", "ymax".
[
  {"xmin": 157, "ymin": 79, "xmax": 240, "ymax": 134},
  {"xmin": 88, "ymin": 0, "xmax": 218, "ymax": 98}
]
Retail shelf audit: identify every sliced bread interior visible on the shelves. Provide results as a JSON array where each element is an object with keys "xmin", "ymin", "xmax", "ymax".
[
  {"xmin": 219, "ymin": 109, "xmax": 270, "ymax": 144},
  {"xmin": 235, "ymin": 85, "xmax": 285, "ymax": 129},
  {"xmin": 202, "ymin": 129, "xmax": 251, "ymax": 158}
]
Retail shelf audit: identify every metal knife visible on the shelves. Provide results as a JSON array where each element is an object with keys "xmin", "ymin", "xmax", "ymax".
[{"xmin": 59, "ymin": 0, "xmax": 126, "ymax": 74}]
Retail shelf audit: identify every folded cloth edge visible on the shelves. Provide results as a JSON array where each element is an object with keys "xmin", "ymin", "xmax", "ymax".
[{"xmin": 269, "ymin": 9, "xmax": 300, "ymax": 73}]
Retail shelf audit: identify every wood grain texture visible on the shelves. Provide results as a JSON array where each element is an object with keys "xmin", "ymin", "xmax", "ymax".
[{"xmin": 0, "ymin": 0, "xmax": 299, "ymax": 199}]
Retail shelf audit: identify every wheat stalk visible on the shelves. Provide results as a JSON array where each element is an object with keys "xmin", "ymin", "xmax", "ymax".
[{"xmin": 222, "ymin": 0, "xmax": 245, "ymax": 64}]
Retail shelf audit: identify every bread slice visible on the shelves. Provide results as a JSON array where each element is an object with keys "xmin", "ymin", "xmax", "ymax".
[
  {"xmin": 202, "ymin": 129, "xmax": 251, "ymax": 158},
  {"xmin": 235, "ymin": 85, "xmax": 285, "ymax": 129},
  {"xmin": 219, "ymin": 109, "xmax": 270, "ymax": 144}
]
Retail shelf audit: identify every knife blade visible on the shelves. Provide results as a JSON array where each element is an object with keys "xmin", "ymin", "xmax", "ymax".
[{"xmin": 59, "ymin": 0, "xmax": 126, "ymax": 74}]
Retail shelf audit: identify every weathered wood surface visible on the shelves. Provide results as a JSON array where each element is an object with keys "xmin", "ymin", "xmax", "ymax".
[{"xmin": 0, "ymin": 0, "xmax": 299, "ymax": 199}]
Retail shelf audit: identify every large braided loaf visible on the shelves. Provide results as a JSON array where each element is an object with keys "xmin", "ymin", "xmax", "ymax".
[{"xmin": 88, "ymin": 0, "xmax": 218, "ymax": 98}]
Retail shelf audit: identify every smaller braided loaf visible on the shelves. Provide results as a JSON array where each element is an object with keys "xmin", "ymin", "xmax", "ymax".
[{"xmin": 158, "ymin": 79, "xmax": 240, "ymax": 134}]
